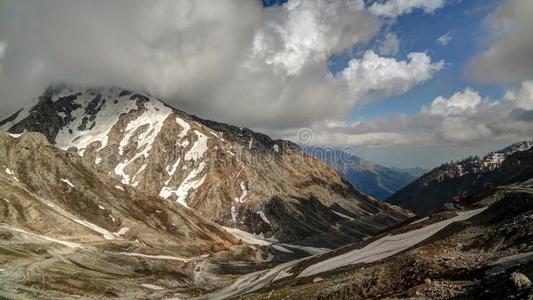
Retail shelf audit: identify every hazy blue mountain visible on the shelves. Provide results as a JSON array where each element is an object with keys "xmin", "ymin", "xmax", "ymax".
[{"xmin": 304, "ymin": 146, "xmax": 418, "ymax": 200}]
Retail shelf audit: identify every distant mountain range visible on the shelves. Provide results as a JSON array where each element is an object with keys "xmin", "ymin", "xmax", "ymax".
[
  {"xmin": 386, "ymin": 141, "xmax": 533, "ymax": 215},
  {"xmin": 304, "ymin": 147, "xmax": 424, "ymax": 200}
]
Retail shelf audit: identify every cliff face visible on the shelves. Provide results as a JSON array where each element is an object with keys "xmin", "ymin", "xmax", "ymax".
[{"xmin": 1, "ymin": 85, "xmax": 410, "ymax": 245}]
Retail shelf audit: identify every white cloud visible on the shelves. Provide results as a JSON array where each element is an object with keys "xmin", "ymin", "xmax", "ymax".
[
  {"xmin": 437, "ymin": 31, "xmax": 453, "ymax": 45},
  {"xmin": 467, "ymin": 0, "xmax": 533, "ymax": 83},
  {"xmin": 252, "ymin": 0, "xmax": 376, "ymax": 76},
  {"xmin": 422, "ymin": 88, "xmax": 481, "ymax": 116},
  {"xmin": 378, "ymin": 32, "xmax": 400, "ymax": 56},
  {"xmin": 368, "ymin": 0, "xmax": 446, "ymax": 18},
  {"xmin": 304, "ymin": 81, "xmax": 533, "ymax": 148},
  {"xmin": 340, "ymin": 51, "xmax": 443, "ymax": 100},
  {"xmin": 0, "ymin": 41, "xmax": 5, "ymax": 72},
  {"xmin": 0, "ymin": 0, "xmax": 443, "ymax": 133}
]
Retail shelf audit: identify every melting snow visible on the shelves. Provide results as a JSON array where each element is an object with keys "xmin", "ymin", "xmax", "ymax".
[
  {"xmin": 55, "ymin": 89, "xmax": 140, "ymax": 156},
  {"xmin": 223, "ymin": 227, "xmax": 277, "ymax": 246},
  {"xmin": 159, "ymin": 162, "xmax": 206, "ymax": 207},
  {"xmin": 280, "ymin": 244, "xmax": 330, "ymax": 255},
  {"xmin": 231, "ymin": 205, "xmax": 238, "ymax": 223},
  {"xmin": 209, "ymin": 131, "xmax": 224, "ymax": 140},
  {"xmin": 200, "ymin": 207, "xmax": 488, "ymax": 300},
  {"xmin": 60, "ymin": 178, "xmax": 75, "ymax": 188},
  {"xmin": 5, "ymin": 168, "xmax": 13, "ymax": 175},
  {"xmin": 8, "ymin": 133, "xmax": 23, "ymax": 138},
  {"xmin": 114, "ymin": 99, "xmax": 172, "ymax": 185},
  {"xmin": 116, "ymin": 252, "xmax": 188, "ymax": 261},
  {"xmin": 409, "ymin": 216, "xmax": 429, "ymax": 225},
  {"xmin": 116, "ymin": 227, "xmax": 130, "ymax": 235},
  {"xmin": 332, "ymin": 210, "xmax": 354, "ymax": 220},
  {"xmin": 44, "ymin": 201, "xmax": 116, "ymax": 240},
  {"xmin": 272, "ymin": 245, "xmax": 294, "ymax": 254},
  {"xmin": 234, "ymin": 181, "xmax": 248, "ymax": 203},
  {"xmin": 297, "ymin": 207, "xmax": 487, "ymax": 278},
  {"xmin": 165, "ymin": 158, "xmax": 181, "ymax": 185},
  {"xmin": 175, "ymin": 117, "xmax": 191, "ymax": 139},
  {"xmin": 98, "ymin": 204, "xmax": 105, "ymax": 210},
  {"xmin": 257, "ymin": 211, "xmax": 271, "ymax": 224},
  {"xmin": 184, "ymin": 130, "xmax": 209, "ymax": 161},
  {"xmin": 0, "ymin": 224, "xmax": 83, "ymax": 249},
  {"xmin": 114, "ymin": 185, "xmax": 125, "ymax": 191},
  {"xmin": 141, "ymin": 284, "xmax": 165, "ymax": 291}
]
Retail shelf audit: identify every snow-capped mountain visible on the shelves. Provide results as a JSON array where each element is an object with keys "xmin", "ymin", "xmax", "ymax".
[
  {"xmin": 0, "ymin": 84, "xmax": 409, "ymax": 245},
  {"xmin": 386, "ymin": 141, "xmax": 533, "ymax": 214}
]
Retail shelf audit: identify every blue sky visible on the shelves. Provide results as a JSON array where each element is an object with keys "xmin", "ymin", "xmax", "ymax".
[
  {"xmin": 263, "ymin": 0, "xmax": 505, "ymax": 107},
  {"xmin": 348, "ymin": 0, "xmax": 505, "ymax": 120}
]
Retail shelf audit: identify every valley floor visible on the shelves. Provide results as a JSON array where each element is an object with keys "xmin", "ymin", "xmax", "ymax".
[
  {"xmin": 1, "ymin": 185, "xmax": 532, "ymax": 299},
  {"xmin": 209, "ymin": 185, "xmax": 533, "ymax": 299}
]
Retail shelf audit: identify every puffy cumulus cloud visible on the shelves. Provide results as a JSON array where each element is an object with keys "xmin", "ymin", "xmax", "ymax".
[
  {"xmin": 0, "ymin": 0, "xmax": 443, "ymax": 132},
  {"xmin": 422, "ymin": 88, "xmax": 482, "ymax": 116},
  {"xmin": 251, "ymin": 0, "xmax": 376, "ymax": 76},
  {"xmin": 340, "ymin": 51, "xmax": 443, "ymax": 102},
  {"xmin": 305, "ymin": 81, "xmax": 533, "ymax": 148},
  {"xmin": 467, "ymin": 0, "xmax": 533, "ymax": 83},
  {"xmin": 378, "ymin": 32, "xmax": 400, "ymax": 56},
  {"xmin": 368, "ymin": 0, "xmax": 446, "ymax": 18}
]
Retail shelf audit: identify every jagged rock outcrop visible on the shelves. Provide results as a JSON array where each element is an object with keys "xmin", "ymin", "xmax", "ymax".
[{"xmin": 1, "ymin": 85, "xmax": 410, "ymax": 245}]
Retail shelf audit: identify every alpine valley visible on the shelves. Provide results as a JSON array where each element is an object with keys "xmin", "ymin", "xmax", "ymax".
[
  {"xmin": 1, "ymin": 85, "xmax": 532, "ymax": 299},
  {"xmin": 0, "ymin": 85, "xmax": 409, "ymax": 298}
]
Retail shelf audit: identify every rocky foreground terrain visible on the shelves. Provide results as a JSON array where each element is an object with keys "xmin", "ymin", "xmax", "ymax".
[{"xmin": 217, "ymin": 183, "xmax": 533, "ymax": 299}]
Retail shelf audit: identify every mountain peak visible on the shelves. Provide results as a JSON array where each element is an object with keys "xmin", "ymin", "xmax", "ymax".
[{"xmin": 1, "ymin": 85, "xmax": 410, "ymax": 245}]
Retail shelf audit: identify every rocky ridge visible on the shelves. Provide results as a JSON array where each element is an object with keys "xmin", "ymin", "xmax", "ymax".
[{"xmin": 387, "ymin": 141, "xmax": 533, "ymax": 215}]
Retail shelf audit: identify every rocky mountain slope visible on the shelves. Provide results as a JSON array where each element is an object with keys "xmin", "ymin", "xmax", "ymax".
[
  {"xmin": 386, "ymin": 141, "xmax": 533, "ymax": 215},
  {"xmin": 201, "ymin": 182, "xmax": 533, "ymax": 299},
  {"xmin": 0, "ymin": 84, "xmax": 409, "ymax": 245},
  {"xmin": 305, "ymin": 147, "xmax": 418, "ymax": 199},
  {"xmin": 0, "ymin": 129, "xmax": 265, "ymax": 298}
]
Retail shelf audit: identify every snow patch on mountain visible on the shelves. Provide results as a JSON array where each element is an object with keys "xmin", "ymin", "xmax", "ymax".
[
  {"xmin": 235, "ymin": 181, "xmax": 249, "ymax": 203},
  {"xmin": 60, "ymin": 178, "xmax": 75, "ymax": 188},
  {"xmin": 159, "ymin": 162, "xmax": 206, "ymax": 207},
  {"xmin": 184, "ymin": 130, "xmax": 209, "ymax": 161},
  {"xmin": 55, "ymin": 89, "xmax": 138, "ymax": 156},
  {"xmin": 297, "ymin": 207, "xmax": 487, "ymax": 278},
  {"xmin": 223, "ymin": 226, "xmax": 277, "ymax": 246},
  {"xmin": 175, "ymin": 116, "xmax": 190, "ymax": 139}
]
